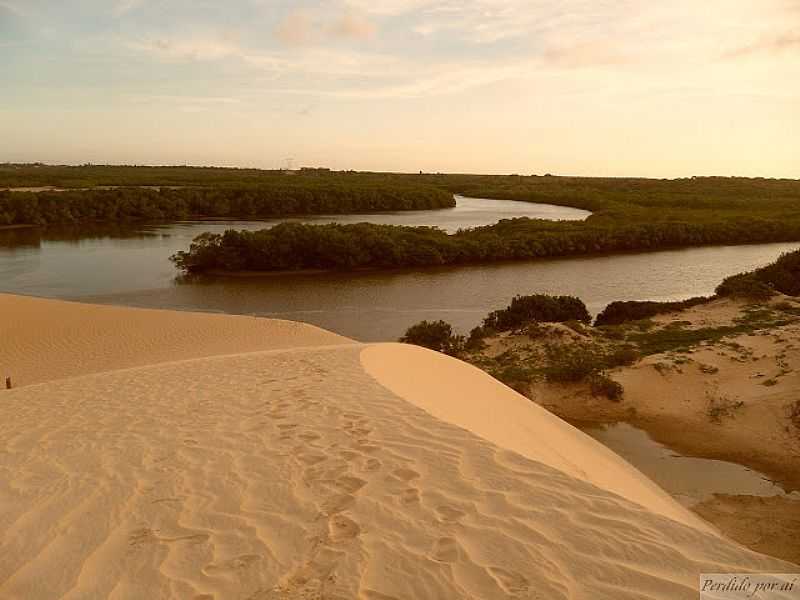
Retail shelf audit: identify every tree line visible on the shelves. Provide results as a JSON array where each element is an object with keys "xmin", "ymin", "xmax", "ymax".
[
  {"xmin": 171, "ymin": 217, "xmax": 800, "ymax": 274},
  {"xmin": 0, "ymin": 184, "xmax": 455, "ymax": 226}
]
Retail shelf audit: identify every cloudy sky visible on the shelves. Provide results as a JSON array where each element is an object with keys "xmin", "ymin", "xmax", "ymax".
[{"xmin": 1, "ymin": 0, "xmax": 798, "ymax": 176}]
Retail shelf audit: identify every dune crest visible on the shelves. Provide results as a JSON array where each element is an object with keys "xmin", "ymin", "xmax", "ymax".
[
  {"xmin": 361, "ymin": 343, "xmax": 712, "ymax": 532},
  {"xmin": 0, "ymin": 293, "xmax": 352, "ymax": 387}
]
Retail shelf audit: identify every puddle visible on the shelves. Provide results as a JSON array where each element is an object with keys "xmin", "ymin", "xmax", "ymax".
[{"xmin": 573, "ymin": 421, "xmax": 800, "ymax": 507}]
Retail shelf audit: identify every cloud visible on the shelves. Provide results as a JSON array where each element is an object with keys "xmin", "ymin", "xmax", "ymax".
[
  {"xmin": 275, "ymin": 11, "xmax": 314, "ymax": 46},
  {"xmin": 329, "ymin": 13, "xmax": 376, "ymax": 41},
  {"xmin": 275, "ymin": 8, "xmax": 376, "ymax": 46},
  {"xmin": 122, "ymin": 0, "xmax": 800, "ymax": 101}
]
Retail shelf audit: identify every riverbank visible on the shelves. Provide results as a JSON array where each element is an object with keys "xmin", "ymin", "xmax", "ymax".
[
  {"xmin": 1, "ymin": 294, "xmax": 794, "ymax": 599},
  {"xmin": 466, "ymin": 295, "xmax": 800, "ymax": 563}
]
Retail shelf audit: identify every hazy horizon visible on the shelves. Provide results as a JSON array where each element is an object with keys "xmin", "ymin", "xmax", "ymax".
[
  {"xmin": 2, "ymin": 0, "xmax": 798, "ymax": 178},
  {"xmin": 4, "ymin": 161, "xmax": 800, "ymax": 181}
]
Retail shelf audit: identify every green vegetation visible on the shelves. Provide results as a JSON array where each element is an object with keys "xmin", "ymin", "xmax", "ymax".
[
  {"xmin": 588, "ymin": 374, "xmax": 624, "ymax": 402},
  {"xmin": 399, "ymin": 320, "xmax": 464, "ymax": 356},
  {"xmin": 5, "ymin": 165, "xmax": 800, "ymax": 271},
  {"xmin": 482, "ymin": 295, "xmax": 590, "ymax": 331},
  {"xmin": 161, "ymin": 169, "xmax": 800, "ymax": 274},
  {"xmin": 0, "ymin": 183, "xmax": 454, "ymax": 226},
  {"xmin": 594, "ymin": 297, "xmax": 711, "ymax": 326},
  {"xmin": 171, "ymin": 223, "xmax": 461, "ymax": 272},
  {"xmin": 399, "ymin": 249, "xmax": 800, "ymax": 403},
  {"xmin": 717, "ymin": 250, "xmax": 800, "ymax": 299},
  {"xmin": 171, "ymin": 214, "xmax": 800, "ymax": 273},
  {"xmin": 715, "ymin": 273, "xmax": 776, "ymax": 301}
]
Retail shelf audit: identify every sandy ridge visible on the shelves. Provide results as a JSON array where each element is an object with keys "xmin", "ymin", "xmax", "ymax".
[{"xmin": 0, "ymin": 293, "xmax": 353, "ymax": 388}]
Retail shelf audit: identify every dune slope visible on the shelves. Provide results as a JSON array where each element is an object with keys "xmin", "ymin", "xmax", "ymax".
[
  {"xmin": 0, "ymin": 293, "xmax": 353, "ymax": 388},
  {"xmin": 0, "ymin": 344, "xmax": 793, "ymax": 600},
  {"xmin": 361, "ymin": 343, "xmax": 713, "ymax": 532}
]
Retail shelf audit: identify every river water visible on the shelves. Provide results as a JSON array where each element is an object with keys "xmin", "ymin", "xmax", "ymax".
[
  {"xmin": 1, "ymin": 196, "xmax": 798, "ymax": 341},
  {"xmin": 575, "ymin": 422, "xmax": 799, "ymax": 506}
]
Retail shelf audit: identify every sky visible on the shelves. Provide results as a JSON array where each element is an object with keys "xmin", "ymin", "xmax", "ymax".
[{"xmin": 1, "ymin": 0, "xmax": 798, "ymax": 177}]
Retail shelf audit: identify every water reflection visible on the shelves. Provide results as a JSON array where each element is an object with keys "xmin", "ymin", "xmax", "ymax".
[{"xmin": 573, "ymin": 421, "xmax": 800, "ymax": 505}]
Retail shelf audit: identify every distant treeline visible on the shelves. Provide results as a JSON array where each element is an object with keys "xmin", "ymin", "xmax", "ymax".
[
  {"xmin": 5, "ymin": 164, "xmax": 800, "ymax": 268},
  {"xmin": 171, "ymin": 217, "xmax": 800, "ymax": 274},
  {"xmin": 0, "ymin": 184, "xmax": 455, "ymax": 226}
]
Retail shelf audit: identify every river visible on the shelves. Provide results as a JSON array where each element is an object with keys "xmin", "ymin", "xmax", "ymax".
[{"xmin": 1, "ymin": 196, "xmax": 797, "ymax": 341}]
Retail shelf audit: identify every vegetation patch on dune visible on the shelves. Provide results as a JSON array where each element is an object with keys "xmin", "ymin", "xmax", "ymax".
[{"xmin": 400, "ymin": 250, "xmax": 800, "ymax": 403}]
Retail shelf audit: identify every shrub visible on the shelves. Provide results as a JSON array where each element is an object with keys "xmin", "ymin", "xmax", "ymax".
[
  {"xmin": 564, "ymin": 320, "xmax": 588, "ymax": 335},
  {"xmin": 464, "ymin": 326, "xmax": 490, "ymax": 351},
  {"xmin": 483, "ymin": 294, "xmax": 590, "ymax": 331},
  {"xmin": 598, "ymin": 325, "xmax": 626, "ymax": 340},
  {"xmin": 491, "ymin": 364, "xmax": 536, "ymax": 394},
  {"xmin": 542, "ymin": 344, "xmax": 604, "ymax": 382},
  {"xmin": 605, "ymin": 345, "xmax": 640, "ymax": 368},
  {"xmin": 715, "ymin": 273, "xmax": 775, "ymax": 301},
  {"xmin": 400, "ymin": 320, "xmax": 464, "ymax": 356},
  {"xmin": 588, "ymin": 373, "xmax": 623, "ymax": 401},
  {"xmin": 757, "ymin": 250, "xmax": 800, "ymax": 296},
  {"xmin": 595, "ymin": 297, "xmax": 710, "ymax": 326},
  {"xmin": 706, "ymin": 393, "xmax": 744, "ymax": 423}
]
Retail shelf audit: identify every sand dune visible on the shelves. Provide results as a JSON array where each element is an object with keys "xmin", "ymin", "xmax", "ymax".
[
  {"xmin": 361, "ymin": 343, "xmax": 712, "ymax": 532},
  {"xmin": 0, "ymin": 293, "xmax": 352, "ymax": 388},
  {"xmin": 1, "ymin": 295, "xmax": 795, "ymax": 599}
]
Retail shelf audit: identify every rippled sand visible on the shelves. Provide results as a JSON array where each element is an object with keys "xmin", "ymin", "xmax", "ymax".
[{"xmin": 0, "ymin": 295, "xmax": 794, "ymax": 599}]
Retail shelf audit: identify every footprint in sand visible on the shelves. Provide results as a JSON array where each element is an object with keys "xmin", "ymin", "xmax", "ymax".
[
  {"xmin": 435, "ymin": 505, "xmax": 466, "ymax": 523},
  {"xmin": 334, "ymin": 475, "xmax": 367, "ymax": 494},
  {"xmin": 328, "ymin": 514, "xmax": 361, "ymax": 542},
  {"xmin": 393, "ymin": 468, "xmax": 420, "ymax": 482},
  {"xmin": 298, "ymin": 453, "xmax": 327, "ymax": 466},
  {"xmin": 151, "ymin": 497, "xmax": 183, "ymax": 509},
  {"xmin": 320, "ymin": 493, "xmax": 356, "ymax": 515},
  {"xmin": 488, "ymin": 567, "xmax": 530, "ymax": 595},
  {"xmin": 399, "ymin": 488, "xmax": 420, "ymax": 506},
  {"xmin": 163, "ymin": 532, "xmax": 210, "ymax": 545},
  {"xmin": 286, "ymin": 546, "xmax": 345, "ymax": 586},
  {"xmin": 339, "ymin": 450, "xmax": 360, "ymax": 462},
  {"xmin": 362, "ymin": 458, "xmax": 382, "ymax": 472},
  {"xmin": 431, "ymin": 537, "xmax": 460, "ymax": 563},
  {"xmin": 203, "ymin": 554, "xmax": 262, "ymax": 575},
  {"xmin": 128, "ymin": 528, "xmax": 158, "ymax": 547}
]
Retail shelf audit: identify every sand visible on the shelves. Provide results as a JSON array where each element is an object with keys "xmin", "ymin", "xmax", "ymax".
[
  {"xmin": 0, "ymin": 293, "xmax": 352, "ymax": 388},
  {"xmin": 1, "ymin": 295, "xmax": 796, "ymax": 599},
  {"xmin": 361, "ymin": 344, "xmax": 711, "ymax": 532},
  {"xmin": 476, "ymin": 296, "xmax": 800, "ymax": 563}
]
